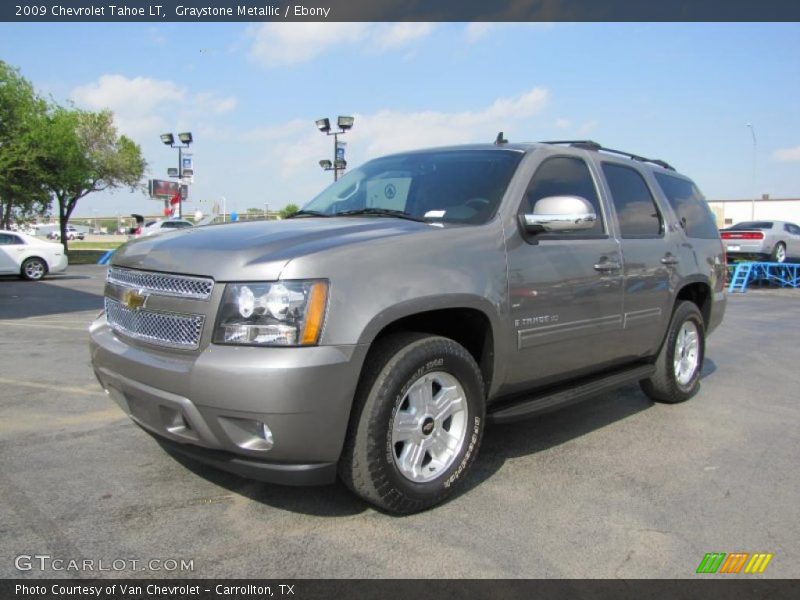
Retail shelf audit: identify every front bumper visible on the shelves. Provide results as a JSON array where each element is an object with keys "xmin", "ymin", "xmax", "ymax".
[{"xmin": 89, "ymin": 318, "xmax": 367, "ymax": 486}]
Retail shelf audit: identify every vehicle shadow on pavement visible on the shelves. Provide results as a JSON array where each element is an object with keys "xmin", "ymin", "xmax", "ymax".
[
  {"xmin": 0, "ymin": 277, "xmax": 103, "ymax": 319},
  {"xmin": 161, "ymin": 448, "xmax": 370, "ymax": 517},
  {"xmin": 160, "ymin": 364, "xmax": 720, "ymax": 518}
]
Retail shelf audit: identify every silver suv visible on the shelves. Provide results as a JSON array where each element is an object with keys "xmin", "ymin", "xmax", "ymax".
[{"xmin": 90, "ymin": 140, "xmax": 726, "ymax": 513}]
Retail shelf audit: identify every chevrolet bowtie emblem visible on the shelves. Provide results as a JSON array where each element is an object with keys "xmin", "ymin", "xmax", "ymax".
[{"xmin": 122, "ymin": 289, "xmax": 148, "ymax": 310}]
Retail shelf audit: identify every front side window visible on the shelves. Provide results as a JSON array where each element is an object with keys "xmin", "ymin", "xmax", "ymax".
[
  {"xmin": 520, "ymin": 156, "xmax": 604, "ymax": 234},
  {"xmin": 654, "ymin": 172, "xmax": 719, "ymax": 239},
  {"xmin": 603, "ymin": 163, "xmax": 663, "ymax": 238},
  {"xmin": 301, "ymin": 150, "xmax": 524, "ymax": 225}
]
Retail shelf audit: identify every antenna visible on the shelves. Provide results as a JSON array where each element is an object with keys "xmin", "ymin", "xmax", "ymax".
[{"xmin": 494, "ymin": 131, "xmax": 508, "ymax": 145}]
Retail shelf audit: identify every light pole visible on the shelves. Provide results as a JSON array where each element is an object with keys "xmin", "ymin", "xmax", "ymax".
[
  {"xmin": 316, "ymin": 116, "xmax": 354, "ymax": 181},
  {"xmin": 220, "ymin": 196, "xmax": 227, "ymax": 223},
  {"xmin": 160, "ymin": 131, "xmax": 193, "ymax": 218},
  {"xmin": 746, "ymin": 123, "xmax": 757, "ymax": 219}
]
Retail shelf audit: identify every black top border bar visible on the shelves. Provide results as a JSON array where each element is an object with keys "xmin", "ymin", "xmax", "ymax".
[{"xmin": 3, "ymin": 0, "xmax": 800, "ymax": 22}]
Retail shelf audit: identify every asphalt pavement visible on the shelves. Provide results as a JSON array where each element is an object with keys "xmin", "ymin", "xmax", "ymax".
[{"xmin": 1, "ymin": 265, "xmax": 798, "ymax": 578}]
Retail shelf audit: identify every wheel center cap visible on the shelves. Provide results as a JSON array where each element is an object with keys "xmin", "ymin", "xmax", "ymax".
[{"xmin": 421, "ymin": 417, "xmax": 435, "ymax": 436}]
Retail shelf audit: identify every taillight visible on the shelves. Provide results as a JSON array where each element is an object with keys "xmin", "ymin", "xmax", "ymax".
[{"xmin": 720, "ymin": 231, "xmax": 764, "ymax": 240}]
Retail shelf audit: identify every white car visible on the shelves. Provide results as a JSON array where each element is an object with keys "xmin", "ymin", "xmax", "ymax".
[
  {"xmin": 0, "ymin": 230, "xmax": 68, "ymax": 280},
  {"xmin": 142, "ymin": 219, "xmax": 194, "ymax": 237},
  {"xmin": 48, "ymin": 225, "xmax": 85, "ymax": 241}
]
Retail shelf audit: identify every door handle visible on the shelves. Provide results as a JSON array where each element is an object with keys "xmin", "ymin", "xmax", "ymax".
[
  {"xmin": 660, "ymin": 256, "xmax": 679, "ymax": 266},
  {"xmin": 594, "ymin": 261, "xmax": 621, "ymax": 272}
]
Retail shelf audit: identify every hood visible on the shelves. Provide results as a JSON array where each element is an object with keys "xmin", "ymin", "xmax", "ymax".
[{"xmin": 111, "ymin": 217, "xmax": 437, "ymax": 281}]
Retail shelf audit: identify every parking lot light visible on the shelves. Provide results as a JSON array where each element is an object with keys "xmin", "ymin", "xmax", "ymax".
[
  {"xmin": 160, "ymin": 133, "xmax": 175, "ymax": 145},
  {"xmin": 316, "ymin": 116, "xmax": 354, "ymax": 181}
]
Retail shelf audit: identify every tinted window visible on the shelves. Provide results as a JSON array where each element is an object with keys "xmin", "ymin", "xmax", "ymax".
[
  {"xmin": 654, "ymin": 173, "xmax": 719, "ymax": 239},
  {"xmin": 729, "ymin": 221, "xmax": 773, "ymax": 230},
  {"xmin": 521, "ymin": 156, "xmax": 604, "ymax": 234},
  {"xmin": 0, "ymin": 233, "xmax": 23, "ymax": 245},
  {"xmin": 174, "ymin": 222, "xmax": 193, "ymax": 228},
  {"xmin": 303, "ymin": 150, "xmax": 523, "ymax": 225},
  {"xmin": 783, "ymin": 223, "xmax": 800, "ymax": 235},
  {"xmin": 603, "ymin": 163, "xmax": 662, "ymax": 237}
]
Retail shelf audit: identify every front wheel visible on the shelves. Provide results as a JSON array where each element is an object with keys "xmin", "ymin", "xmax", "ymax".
[
  {"xmin": 20, "ymin": 257, "xmax": 47, "ymax": 281},
  {"xmin": 640, "ymin": 301, "xmax": 705, "ymax": 404},
  {"xmin": 339, "ymin": 333, "xmax": 485, "ymax": 514}
]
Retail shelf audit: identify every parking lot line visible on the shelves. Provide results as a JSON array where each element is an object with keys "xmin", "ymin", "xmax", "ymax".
[
  {"xmin": 0, "ymin": 376, "xmax": 105, "ymax": 396},
  {"xmin": 0, "ymin": 321, "xmax": 87, "ymax": 331}
]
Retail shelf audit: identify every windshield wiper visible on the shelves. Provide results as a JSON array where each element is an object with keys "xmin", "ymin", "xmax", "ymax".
[
  {"xmin": 335, "ymin": 208, "xmax": 427, "ymax": 222},
  {"xmin": 286, "ymin": 209, "xmax": 330, "ymax": 218}
]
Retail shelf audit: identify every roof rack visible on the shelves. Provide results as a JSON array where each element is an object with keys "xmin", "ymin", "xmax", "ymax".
[{"xmin": 539, "ymin": 140, "xmax": 675, "ymax": 171}]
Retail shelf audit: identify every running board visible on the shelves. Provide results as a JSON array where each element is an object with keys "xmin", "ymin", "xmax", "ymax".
[{"xmin": 488, "ymin": 364, "xmax": 655, "ymax": 424}]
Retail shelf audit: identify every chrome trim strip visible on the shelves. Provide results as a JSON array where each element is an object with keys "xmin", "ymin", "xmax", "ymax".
[
  {"xmin": 623, "ymin": 308, "xmax": 663, "ymax": 329},
  {"xmin": 518, "ymin": 314, "xmax": 623, "ymax": 349}
]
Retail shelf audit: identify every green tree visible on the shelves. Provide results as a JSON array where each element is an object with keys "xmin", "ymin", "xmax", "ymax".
[
  {"xmin": 41, "ymin": 108, "xmax": 147, "ymax": 250},
  {"xmin": 0, "ymin": 61, "xmax": 51, "ymax": 228},
  {"xmin": 279, "ymin": 203, "xmax": 300, "ymax": 219}
]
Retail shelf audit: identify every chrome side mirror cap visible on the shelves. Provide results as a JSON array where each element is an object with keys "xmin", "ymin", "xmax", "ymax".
[{"xmin": 521, "ymin": 195, "xmax": 597, "ymax": 233}]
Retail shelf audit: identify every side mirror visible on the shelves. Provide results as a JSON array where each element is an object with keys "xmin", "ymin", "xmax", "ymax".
[{"xmin": 520, "ymin": 195, "xmax": 597, "ymax": 234}]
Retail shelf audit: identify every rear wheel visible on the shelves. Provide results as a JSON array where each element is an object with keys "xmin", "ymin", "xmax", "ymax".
[
  {"xmin": 640, "ymin": 301, "xmax": 705, "ymax": 404},
  {"xmin": 771, "ymin": 242, "xmax": 786, "ymax": 263},
  {"xmin": 339, "ymin": 333, "xmax": 485, "ymax": 514},
  {"xmin": 20, "ymin": 257, "xmax": 47, "ymax": 281}
]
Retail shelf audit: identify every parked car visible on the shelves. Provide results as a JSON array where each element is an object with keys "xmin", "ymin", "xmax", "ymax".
[
  {"xmin": 720, "ymin": 220, "xmax": 800, "ymax": 263},
  {"xmin": 0, "ymin": 230, "xmax": 68, "ymax": 280},
  {"xmin": 48, "ymin": 226, "xmax": 85, "ymax": 241},
  {"xmin": 90, "ymin": 140, "xmax": 726, "ymax": 514},
  {"xmin": 142, "ymin": 219, "xmax": 194, "ymax": 237}
]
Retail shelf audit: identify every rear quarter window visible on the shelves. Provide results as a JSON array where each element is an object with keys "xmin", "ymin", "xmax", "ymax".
[{"xmin": 654, "ymin": 173, "xmax": 719, "ymax": 239}]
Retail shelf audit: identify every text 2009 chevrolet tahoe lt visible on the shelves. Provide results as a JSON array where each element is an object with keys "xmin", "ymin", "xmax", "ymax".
[{"xmin": 90, "ymin": 140, "xmax": 726, "ymax": 514}]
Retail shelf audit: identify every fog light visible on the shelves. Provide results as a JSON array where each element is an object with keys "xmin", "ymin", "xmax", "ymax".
[{"xmin": 218, "ymin": 417, "xmax": 274, "ymax": 452}]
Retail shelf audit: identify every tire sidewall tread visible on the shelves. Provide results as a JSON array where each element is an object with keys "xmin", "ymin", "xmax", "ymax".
[{"xmin": 339, "ymin": 332, "xmax": 485, "ymax": 514}]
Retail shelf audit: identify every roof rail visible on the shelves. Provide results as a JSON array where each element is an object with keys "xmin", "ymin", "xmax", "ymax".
[{"xmin": 539, "ymin": 140, "xmax": 675, "ymax": 171}]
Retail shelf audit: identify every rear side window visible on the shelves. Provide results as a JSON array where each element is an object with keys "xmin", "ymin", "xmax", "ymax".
[
  {"xmin": 602, "ymin": 163, "xmax": 662, "ymax": 237},
  {"xmin": 0, "ymin": 233, "xmax": 23, "ymax": 245},
  {"xmin": 654, "ymin": 173, "xmax": 719, "ymax": 239},
  {"xmin": 521, "ymin": 156, "xmax": 604, "ymax": 234}
]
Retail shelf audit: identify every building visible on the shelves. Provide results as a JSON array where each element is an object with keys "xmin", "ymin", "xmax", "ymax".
[{"xmin": 707, "ymin": 196, "xmax": 800, "ymax": 228}]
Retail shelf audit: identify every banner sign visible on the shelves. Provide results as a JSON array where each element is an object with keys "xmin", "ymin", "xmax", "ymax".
[{"xmin": 148, "ymin": 179, "xmax": 181, "ymax": 199}]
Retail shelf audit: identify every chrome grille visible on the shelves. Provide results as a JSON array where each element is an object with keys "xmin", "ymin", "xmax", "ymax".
[
  {"xmin": 105, "ymin": 298, "xmax": 204, "ymax": 349},
  {"xmin": 107, "ymin": 267, "xmax": 214, "ymax": 300}
]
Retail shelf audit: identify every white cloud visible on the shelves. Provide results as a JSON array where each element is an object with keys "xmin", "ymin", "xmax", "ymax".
[
  {"xmin": 375, "ymin": 23, "xmax": 436, "ymax": 50},
  {"xmin": 464, "ymin": 23, "xmax": 495, "ymax": 43},
  {"xmin": 247, "ymin": 22, "xmax": 436, "ymax": 67},
  {"xmin": 255, "ymin": 87, "xmax": 549, "ymax": 178},
  {"xmin": 70, "ymin": 75, "xmax": 236, "ymax": 137},
  {"xmin": 772, "ymin": 145, "xmax": 800, "ymax": 162},
  {"xmin": 554, "ymin": 118, "xmax": 571, "ymax": 129}
]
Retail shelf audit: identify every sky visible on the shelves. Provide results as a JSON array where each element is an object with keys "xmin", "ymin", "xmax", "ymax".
[{"xmin": 0, "ymin": 21, "xmax": 798, "ymax": 218}]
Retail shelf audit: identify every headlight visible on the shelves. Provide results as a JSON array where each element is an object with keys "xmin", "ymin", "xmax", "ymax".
[{"xmin": 214, "ymin": 280, "xmax": 328, "ymax": 346}]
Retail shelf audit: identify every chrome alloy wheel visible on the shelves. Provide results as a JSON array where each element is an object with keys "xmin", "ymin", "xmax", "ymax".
[
  {"xmin": 390, "ymin": 371, "xmax": 468, "ymax": 483},
  {"xmin": 775, "ymin": 244, "xmax": 786, "ymax": 263},
  {"xmin": 673, "ymin": 321, "xmax": 700, "ymax": 386},
  {"xmin": 24, "ymin": 259, "xmax": 45, "ymax": 280}
]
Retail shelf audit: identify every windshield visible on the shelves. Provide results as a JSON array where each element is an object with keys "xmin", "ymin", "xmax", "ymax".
[{"xmin": 300, "ymin": 149, "xmax": 523, "ymax": 224}]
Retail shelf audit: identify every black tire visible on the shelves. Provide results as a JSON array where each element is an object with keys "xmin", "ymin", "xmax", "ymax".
[
  {"xmin": 770, "ymin": 242, "xmax": 787, "ymax": 263},
  {"xmin": 20, "ymin": 257, "xmax": 47, "ymax": 281},
  {"xmin": 640, "ymin": 301, "xmax": 705, "ymax": 404},
  {"xmin": 339, "ymin": 332, "xmax": 485, "ymax": 514}
]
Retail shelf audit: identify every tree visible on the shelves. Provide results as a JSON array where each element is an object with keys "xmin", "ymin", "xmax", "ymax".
[
  {"xmin": 41, "ymin": 108, "xmax": 146, "ymax": 250},
  {"xmin": 279, "ymin": 203, "xmax": 300, "ymax": 219},
  {"xmin": 0, "ymin": 61, "xmax": 51, "ymax": 229}
]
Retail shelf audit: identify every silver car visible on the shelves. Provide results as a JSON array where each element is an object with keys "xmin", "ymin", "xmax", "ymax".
[{"xmin": 721, "ymin": 220, "xmax": 800, "ymax": 263}]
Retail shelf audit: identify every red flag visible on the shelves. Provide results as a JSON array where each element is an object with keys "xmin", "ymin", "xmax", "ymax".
[{"xmin": 169, "ymin": 191, "xmax": 181, "ymax": 206}]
